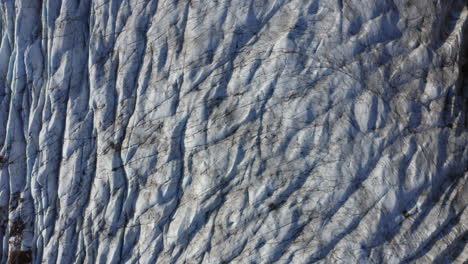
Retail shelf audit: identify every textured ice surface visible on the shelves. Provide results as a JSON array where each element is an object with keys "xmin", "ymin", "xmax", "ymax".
[{"xmin": 0, "ymin": 0, "xmax": 467, "ymax": 263}]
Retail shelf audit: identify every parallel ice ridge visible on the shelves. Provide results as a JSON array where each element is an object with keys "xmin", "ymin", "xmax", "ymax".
[{"xmin": 0, "ymin": 0, "xmax": 467, "ymax": 263}]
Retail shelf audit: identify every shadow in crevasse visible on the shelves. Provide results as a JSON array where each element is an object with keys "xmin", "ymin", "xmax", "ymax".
[
  {"xmin": 433, "ymin": 230, "xmax": 468, "ymax": 264},
  {"xmin": 409, "ymin": 131, "xmax": 466, "ymax": 234},
  {"xmin": 306, "ymin": 145, "xmax": 393, "ymax": 262},
  {"xmin": 165, "ymin": 145, "xmax": 248, "ymax": 264},
  {"xmin": 400, "ymin": 208, "xmax": 464, "ymax": 264},
  {"xmin": 267, "ymin": 209, "xmax": 307, "ymax": 263},
  {"xmin": 431, "ymin": 0, "xmax": 467, "ymax": 50},
  {"xmin": 307, "ymin": 190, "xmax": 385, "ymax": 263},
  {"xmin": 360, "ymin": 138, "xmax": 421, "ymax": 249},
  {"xmin": 361, "ymin": 135, "xmax": 465, "ymax": 263},
  {"xmin": 308, "ymin": 117, "xmax": 466, "ymax": 263},
  {"xmin": 304, "ymin": 144, "xmax": 385, "ymax": 262},
  {"xmin": 453, "ymin": 2, "xmax": 468, "ymax": 133},
  {"xmin": 313, "ymin": 149, "xmax": 410, "ymax": 262},
  {"xmin": 398, "ymin": 131, "xmax": 467, "ymax": 263},
  {"xmin": 432, "ymin": 0, "xmax": 468, "ymax": 135}
]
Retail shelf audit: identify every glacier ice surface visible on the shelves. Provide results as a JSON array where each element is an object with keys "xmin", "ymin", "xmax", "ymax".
[{"xmin": 0, "ymin": 0, "xmax": 467, "ymax": 263}]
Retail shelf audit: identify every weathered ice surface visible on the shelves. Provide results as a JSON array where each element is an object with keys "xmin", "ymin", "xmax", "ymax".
[{"xmin": 0, "ymin": 0, "xmax": 467, "ymax": 263}]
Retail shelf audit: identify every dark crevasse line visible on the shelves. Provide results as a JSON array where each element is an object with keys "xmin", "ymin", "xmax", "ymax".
[
  {"xmin": 433, "ymin": 230, "xmax": 468, "ymax": 263},
  {"xmin": 400, "ymin": 208, "xmax": 465, "ymax": 264},
  {"xmin": 457, "ymin": 2, "xmax": 468, "ymax": 131},
  {"xmin": 48, "ymin": 1, "xmax": 94, "ymax": 262},
  {"xmin": 5, "ymin": 1, "xmax": 44, "ymax": 263},
  {"xmin": 109, "ymin": 2, "xmax": 160, "ymax": 262},
  {"xmin": 0, "ymin": 1, "xmax": 15, "ymax": 262},
  {"xmin": 308, "ymin": 191, "xmax": 388, "ymax": 263},
  {"xmin": 33, "ymin": 0, "xmax": 93, "ymax": 261},
  {"xmin": 155, "ymin": 115, "xmax": 189, "ymax": 264}
]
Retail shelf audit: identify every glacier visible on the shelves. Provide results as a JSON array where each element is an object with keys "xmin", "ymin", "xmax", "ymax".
[{"xmin": 0, "ymin": 0, "xmax": 467, "ymax": 263}]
